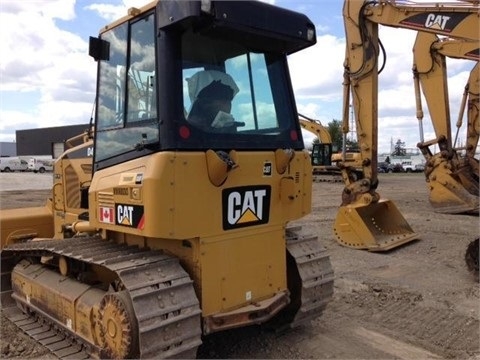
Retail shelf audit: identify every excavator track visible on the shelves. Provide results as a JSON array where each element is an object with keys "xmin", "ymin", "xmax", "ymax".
[{"xmin": 1, "ymin": 236, "xmax": 202, "ymax": 359}]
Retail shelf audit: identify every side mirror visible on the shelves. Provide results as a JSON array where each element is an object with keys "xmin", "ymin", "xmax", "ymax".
[{"xmin": 89, "ymin": 36, "xmax": 110, "ymax": 61}]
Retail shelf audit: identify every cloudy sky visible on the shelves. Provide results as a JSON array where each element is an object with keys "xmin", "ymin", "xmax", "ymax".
[{"xmin": 0, "ymin": 0, "xmax": 474, "ymax": 155}]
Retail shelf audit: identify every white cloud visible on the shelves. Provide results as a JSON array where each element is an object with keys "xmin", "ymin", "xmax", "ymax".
[
  {"xmin": 0, "ymin": 0, "xmax": 96, "ymax": 142},
  {"xmin": 289, "ymin": 34, "xmax": 345, "ymax": 101},
  {"xmin": 0, "ymin": 0, "xmax": 76, "ymax": 20},
  {"xmin": 85, "ymin": 0, "xmax": 153, "ymax": 22}
]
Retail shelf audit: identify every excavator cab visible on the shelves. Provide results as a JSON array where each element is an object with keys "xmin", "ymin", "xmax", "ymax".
[{"xmin": 312, "ymin": 143, "xmax": 333, "ymax": 167}]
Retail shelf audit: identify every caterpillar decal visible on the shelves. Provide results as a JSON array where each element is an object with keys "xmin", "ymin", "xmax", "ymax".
[
  {"xmin": 401, "ymin": 12, "xmax": 469, "ymax": 33},
  {"xmin": 222, "ymin": 185, "xmax": 271, "ymax": 230},
  {"xmin": 115, "ymin": 203, "xmax": 145, "ymax": 229}
]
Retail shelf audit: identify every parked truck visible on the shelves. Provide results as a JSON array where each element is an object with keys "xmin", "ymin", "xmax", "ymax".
[
  {"xmin": 27, "ymin": 156, "xmax": 54, "ymax": 173},
  {"xmin": 0, "ymin": 157, "xmax": 28, "ymax": 172}
]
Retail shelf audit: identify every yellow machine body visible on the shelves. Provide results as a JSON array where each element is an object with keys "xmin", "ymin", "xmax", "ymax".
[
  {"xmin": 0, "ymin": 205, "xmax": 54, "ymax": 248},
  {"xmin": 88, "ymin": 150, "xmax": 311, "ymax": 319},
  {"xmin": 299, "ymin": 115, "xmax": 363, "ymax": 181}
]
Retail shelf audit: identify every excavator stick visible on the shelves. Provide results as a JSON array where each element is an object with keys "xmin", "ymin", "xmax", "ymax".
[{"xmin": 334, "ymin": 199, "xmax": 419, "ymax": 251}]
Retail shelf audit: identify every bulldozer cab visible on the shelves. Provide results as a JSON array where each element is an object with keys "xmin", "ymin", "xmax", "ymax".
[{"xmin": 90, "ymin": 1, "xmax": 315, "ymax": 172}]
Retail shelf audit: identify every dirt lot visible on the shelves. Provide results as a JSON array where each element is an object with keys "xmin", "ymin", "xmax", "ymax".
[{"xmin": 0, "ymin": 172, "xmax": 478, "ymax": 359}]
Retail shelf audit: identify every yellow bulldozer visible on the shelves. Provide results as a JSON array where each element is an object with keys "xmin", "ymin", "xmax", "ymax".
[{"xmin": 0, "ymin": 1, "xmax": 334, "ymax": 359}]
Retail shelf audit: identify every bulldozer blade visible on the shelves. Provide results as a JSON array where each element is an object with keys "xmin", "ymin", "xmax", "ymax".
[{"xmin": 333, "ymin": 199, "xmax": 419, "ymax": 251}]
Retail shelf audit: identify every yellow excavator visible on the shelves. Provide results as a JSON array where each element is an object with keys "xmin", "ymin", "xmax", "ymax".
[
  {"xmin": 0, "ymin": 1, "xmax": 334, "ymax": 359},
  {"xmin": 412, "ymin": 32, "xmax": 479, "ymax": 276},
  {"xmin": 413, "ymin": 32, "xmax": 479, "ymax": 214},
  {"xmin": 337, "ymin": 0, "xmax": 479, "ymax": 251},
  {"xmin": 299, "ymin": 114, "xmax": 337, "ymax": 177},
  {"xmin": 299, "ymin": 114, "xmax": 363, "ymax": 181}
]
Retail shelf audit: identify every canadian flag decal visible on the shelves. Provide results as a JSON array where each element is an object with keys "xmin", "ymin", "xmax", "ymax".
[{"xmin": 99, "ymin": 207, "xmax": 114, "ymax": 224}]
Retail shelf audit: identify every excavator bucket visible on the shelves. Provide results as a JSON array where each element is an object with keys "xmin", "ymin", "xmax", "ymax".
[
  {"xmin": 427, "ymin": 170, "xmax": 479, "ymax": 215},
  {"xmin": 333, "ymin": 199, "xmax": 419, "ymax": 251}
]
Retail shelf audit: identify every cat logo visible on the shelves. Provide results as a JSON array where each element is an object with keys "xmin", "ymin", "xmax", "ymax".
[
  {"xmin": 115, "ymin": 203, "xmax": 145, "ymax": 229},
  {"xmin": 424, "ymin": 14, "xmax": 450, "ymax": 30},
  {"xmin": 222, "ymin": 185, "xmax": 271, "ymax": 230},
  {"xmin": 401, "ymin": 12, "xmax": 467, "ymax": 34}
]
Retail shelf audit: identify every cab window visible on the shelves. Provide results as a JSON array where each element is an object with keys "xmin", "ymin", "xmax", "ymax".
[{"xmin": 95, "ymin": 13, "xmax": 158, "ymax": 164}]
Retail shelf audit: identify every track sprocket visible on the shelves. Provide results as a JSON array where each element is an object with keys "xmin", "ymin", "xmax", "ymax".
[{"xmin": 99, "ymin": 291, "xmax": 138, "ymax": 359}]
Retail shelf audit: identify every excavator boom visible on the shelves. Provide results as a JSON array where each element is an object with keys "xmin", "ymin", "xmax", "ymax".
[{"xmin": 361, "ymin": 0, "xmax": 479, "ymax": 40}]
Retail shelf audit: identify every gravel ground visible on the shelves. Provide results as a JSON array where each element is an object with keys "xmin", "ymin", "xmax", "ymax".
[{"xmin": 0, "ymin": 172, "xmax": 53, "ymax": 191}]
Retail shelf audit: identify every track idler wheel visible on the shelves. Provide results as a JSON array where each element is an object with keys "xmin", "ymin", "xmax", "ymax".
[{"xmin": 98, "ymin": 291, "xmax": 139, "ymax": 359}]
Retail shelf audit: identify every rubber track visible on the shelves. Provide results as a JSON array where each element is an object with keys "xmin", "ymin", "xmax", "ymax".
[
  {"xmin": 285, "ymin": 227, "xmax": 335, "ymax": 328},
  {"xmin": 1, "ymin": 236, "xmax": 202, "ymax": 359}
]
